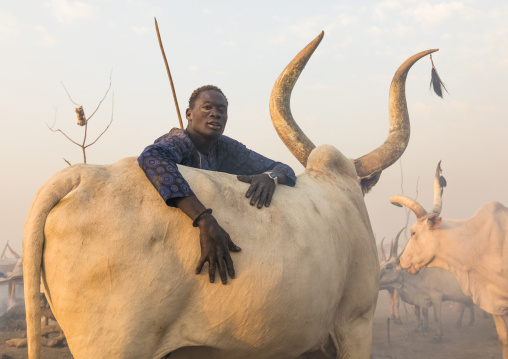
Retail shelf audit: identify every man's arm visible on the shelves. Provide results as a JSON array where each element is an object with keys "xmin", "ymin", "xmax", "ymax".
[
  {"xmin": 173, "ymin": 195, "xmax": 241, "ymax": 284},
  {"xmin": 216, "ymin": 136, "xmax": 297, "ymax": 208},
  {"xmin": 138, "ymin": 130, "xmax": 240, "ymax": 284}
]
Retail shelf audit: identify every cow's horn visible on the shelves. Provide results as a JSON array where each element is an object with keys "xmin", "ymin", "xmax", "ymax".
[
  {"xmin": 269, "ymin": 31, "xmax": 323, "ymax": 167},
  {"xmin": 354, "ymin": 49, "xmax": 439, "ymax": 179},
  {"xmin": 391, "ymin": 227, "xmax": 405, "ymax": 258},
  {"xmin": 390, "ymin": 195, "xmax": 428, "ymax": 219},
  {"xmin": 432, "ymin": 160, "xmax": 446, "ymax": 215},
  {"xmin": 380, "ymin": 237, "xmax": 387, "ymax": 262}
]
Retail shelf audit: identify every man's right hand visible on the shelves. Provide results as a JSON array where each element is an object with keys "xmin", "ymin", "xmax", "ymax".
[{"xmin": 194, "ymin": 213, "xmax": 241, "ymax": 284}]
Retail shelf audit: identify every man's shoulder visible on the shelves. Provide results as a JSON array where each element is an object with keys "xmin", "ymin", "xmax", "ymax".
[
  {"xmin": 217, "ymin": 134, "xmax": 246, "ymax": 150},
  {"xmin": 154, "ymin": 128, "xmax": 191, "ymax": 146}
]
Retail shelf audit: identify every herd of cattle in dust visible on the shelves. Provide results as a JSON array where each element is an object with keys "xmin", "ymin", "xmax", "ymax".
[{"xmin": 1, "ymin": 31, "xmax": 506, "ymax": 359}]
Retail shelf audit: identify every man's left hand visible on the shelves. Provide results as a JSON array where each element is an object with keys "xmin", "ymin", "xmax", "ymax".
[{"xmin": 237, "ymin": 173, "xmax": 276, "ymax": 208}]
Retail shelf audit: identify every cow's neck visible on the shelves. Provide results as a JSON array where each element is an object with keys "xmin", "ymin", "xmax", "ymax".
[
  {"xmin": 430, "ymin": 217, "xmax": 507, "ymax": 315},
  {"xmin": 399, "ymin": 271, "xmax": 427, "ymax": 307},
  {"xmin": 429, "ymin": 219, "xmax": 474, "ymax": 272}
]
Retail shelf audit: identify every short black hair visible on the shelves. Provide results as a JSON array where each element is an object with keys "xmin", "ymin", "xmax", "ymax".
[{"xmin": 188, "ymin": 85, "xmax": 228, "ymax": 109}]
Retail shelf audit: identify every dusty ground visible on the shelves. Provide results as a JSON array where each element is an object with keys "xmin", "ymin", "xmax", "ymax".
[
  {"xmin": 0, "ymin": 331, "xmax": 72, "ymax": 359},
  {"xmin": 0, "ymin": 293, "xmax": 502, "ymax": 358},
  {"xmin": 372, "ymin": 291, "xmax": 502, "ymax": 359}
]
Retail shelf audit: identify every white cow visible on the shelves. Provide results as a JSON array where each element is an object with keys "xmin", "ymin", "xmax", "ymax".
[
  {"xmin": 23, "ymin": 32, "xmax": 437, "ymax": 359},
  {"xmin": 391, "ymin": 162, "xmax": 508, "ymax": 358},
  {"xmin": 379, "ymin": 229, "xmax": 475, "ymax": 340},
  {"xmin": 379, "ymin": 236, "xmax": 401, "ymax": 324}
]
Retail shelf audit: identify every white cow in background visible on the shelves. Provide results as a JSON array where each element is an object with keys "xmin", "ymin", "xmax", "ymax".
[
  {"xmin": 23, "ymin": 31, "xmax": 438, "ymax": 359},
  {"xmin": 379, "ymin": 236, "xmax": 401, "ymax": 324},
  {"xmin": 379, "ymin": 228, "xmax": 475, "ymax": 340},
  {"xmin": 392, "ymin": 162, "xmax": 508, "ymax": 358}
]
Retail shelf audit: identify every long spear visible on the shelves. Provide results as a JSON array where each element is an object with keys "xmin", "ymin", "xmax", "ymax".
[{"xmin": 154, "ymin": 17, "xmax": 184, "ymax": 130}]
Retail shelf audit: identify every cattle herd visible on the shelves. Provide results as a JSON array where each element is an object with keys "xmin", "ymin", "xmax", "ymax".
[{"xmin": 5, "ymin": 31, "xmax": 506, "ymax": 359}]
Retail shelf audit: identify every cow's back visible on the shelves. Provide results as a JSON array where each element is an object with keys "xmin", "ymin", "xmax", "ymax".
[{"xmin": 41, "ymin": 149, "xmax": 378, "ymax": 359}]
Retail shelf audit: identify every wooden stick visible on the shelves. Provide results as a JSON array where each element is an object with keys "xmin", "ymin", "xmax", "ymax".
[{"xmin": 154, "ymin": 17, "xmax": 184, "ymax": 130}]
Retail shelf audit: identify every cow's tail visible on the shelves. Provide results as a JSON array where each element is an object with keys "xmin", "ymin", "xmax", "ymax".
[{"xmin": 23, "ymin": 167, "xmax": 81, "ymax": 359}]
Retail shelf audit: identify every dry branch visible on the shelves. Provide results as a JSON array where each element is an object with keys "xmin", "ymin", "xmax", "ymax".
[
  {"xmin": 48, "ymin": 73, "xmax": 114, "ymax": 164},
  {"xmin": 86, "ymin": 70, "xmax": 112, "ymax": 122},
  {"xmin": 85, "ymin": 93, "xmax": 114, "ymax": 148},
  {"xmin": 399, "ymin": 159, "xmax": 419, "ymax": 243}
]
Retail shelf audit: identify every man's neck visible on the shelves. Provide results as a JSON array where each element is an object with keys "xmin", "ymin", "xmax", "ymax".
[{"xmin": 186, "ymin": 129, "xmax": 214, "ymax": 155}]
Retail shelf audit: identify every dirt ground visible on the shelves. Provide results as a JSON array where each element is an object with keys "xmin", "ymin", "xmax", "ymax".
[
  {"xmin": 0, "ymin": 331, "xmax": 72, "ymax": 359},
  {"xmin": 372, "ymin": 291, "xmax": 502, "ymax": 359},
  {"xmin": 0, "ymin": 293, "xmax": 502, "ymax": 359}
]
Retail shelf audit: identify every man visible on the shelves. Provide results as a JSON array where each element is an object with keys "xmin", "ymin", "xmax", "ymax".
[{"xmin": 138, "ymin": 85, "xmax": 296, "ymax": 285}]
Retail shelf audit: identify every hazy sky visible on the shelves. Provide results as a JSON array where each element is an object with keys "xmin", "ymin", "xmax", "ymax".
[{"xmin": 1, "ymin": 0, "xmax": 507, "ymax": 255}]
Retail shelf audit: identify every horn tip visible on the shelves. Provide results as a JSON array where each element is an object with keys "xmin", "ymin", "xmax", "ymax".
[
  {"xmin": 436, "ymin": 160, "xmax": 443, "ymax": 174},
  {"xmin": 391, "ymin": 201, "xmax": 403, "ymax": 207},
  {"xmin": 314, "ymin": 31, "xmax": 325, "ymax": 43}
]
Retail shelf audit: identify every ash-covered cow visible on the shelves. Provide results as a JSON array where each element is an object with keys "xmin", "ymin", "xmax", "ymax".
[
  {"xmin": 379, "ymin": 228, "xmax": 475, "ymax": 340},
  {"xmin": 392, "ymin": 162, "xmax": 508, "ymax": 358},
  {"xmin": 23, "ymin": 32, "xmax": 437, "ymax": 359},
  {"xmin": 379, "ymin": 236, "xmax": 402, "ymax": 324}
]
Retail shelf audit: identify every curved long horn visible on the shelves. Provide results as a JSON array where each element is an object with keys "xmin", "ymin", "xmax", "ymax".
[
  {"xmin": 390, "ymin": 195, "xmax": 428, "ymax": 219},
  {"xmin": 380, "ymin": 237, "xmax": 387, "ymax": 262},
  {"xmin": 432, "ymin": 160, "xmax": 446, "ymax": 215},
  {"xmin": 269, "ymin": 32, "xmax": 323, "ymax": 167},
  {"xmin": 354, "ymin": 49, "xmax": 439, "ymax": 179},
  {"xmin": 391, "ymin": 227, "xmax": 405, "ymax": 259}
]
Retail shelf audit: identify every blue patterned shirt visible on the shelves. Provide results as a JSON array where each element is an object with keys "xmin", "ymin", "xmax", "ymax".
[{"xmin": 138, "ymin": 128, "xmax": 297, "ymax": 206}]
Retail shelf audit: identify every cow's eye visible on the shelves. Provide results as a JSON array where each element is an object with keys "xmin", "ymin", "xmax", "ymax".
[{"xmin": 411, "ymin": 231, "xmax": 416, "ymax": 237}]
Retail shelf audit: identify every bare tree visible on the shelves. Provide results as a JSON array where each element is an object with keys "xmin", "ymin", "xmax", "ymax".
[
  {"xmin": 47, "ymin": 72, "xmax": 114, "ymax": 165},
  {"xmin": 399, "ymin": 158, "xmax": 419, "ymax": 244}
]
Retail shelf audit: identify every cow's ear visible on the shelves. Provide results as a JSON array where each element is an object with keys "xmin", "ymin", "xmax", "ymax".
[{"xmin": 427, "ymin": 213, "xmax": 442, "ymax": 229}]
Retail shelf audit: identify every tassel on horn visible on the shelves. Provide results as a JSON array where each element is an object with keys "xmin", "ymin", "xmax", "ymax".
[
  {"xmin": 429, "ymin": 53, "xmax": 448, "ymax": 98},
  {"xmin": 354, "ymin": 49, "xmax": 438, "ymax": 189}
]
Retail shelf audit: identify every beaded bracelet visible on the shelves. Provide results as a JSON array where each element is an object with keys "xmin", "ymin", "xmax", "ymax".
[{"xmin": 192, "ymin": 208, "xmax": 213, "ymax": 227}]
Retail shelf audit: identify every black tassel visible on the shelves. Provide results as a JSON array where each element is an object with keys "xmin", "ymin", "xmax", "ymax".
[
  {"xmin": 429, "ymin": 54, "xmax": 448, "ymax": 98},
  {"xmin": 439, "ymin": 175, "xmax": 447, "ymax": 195},
  {"xmin": 437, "ymin": 160, "xmax": 447, "ymax": 195}
]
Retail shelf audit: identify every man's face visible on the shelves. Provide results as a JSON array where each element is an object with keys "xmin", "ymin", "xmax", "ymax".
[{"xmin": 186, "ymin": 90, "xmax": 228, "ymax": 141}]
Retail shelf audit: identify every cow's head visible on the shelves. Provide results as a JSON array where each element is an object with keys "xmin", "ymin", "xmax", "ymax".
[
  {"xmin": 379, "ymin": 228, "xmax": 405, "ymax": 290},
  {"xmin": 269, "ymin": 31, "xmax": 439, "ymax": 194},
  {"xmin": 390, "ymin": 162, "xmax": 446, "ymax": 274}
]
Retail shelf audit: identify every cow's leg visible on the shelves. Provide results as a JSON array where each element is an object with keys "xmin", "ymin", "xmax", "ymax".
[
  {"xmin": 8, "ymin": 282, "xmax": 15, "ymax": 309},
  {"xmin": 493, "ymin": 315, "xmax": 508, "ymax": 359},
  {"xmin": 467, "ymin": 304, "xmax": 475, "ymax": 326},
  {"xmin": 393, "ymin": 289, "xmax": 401, "ymax": 324},
  {"xmin": 388, "ymin": 289, "xmax": 395, "ymax": 320},
  {"xmin": 454, "ymin": 303, "xmax": 466, "ymax": 329},
  {"xmin": 430, "ymin": 296, "xmax": 443, "ymax": 341},
  {"xmin": 413, "ymin": 305, "xmax": 421, "ymax": 331},
  {"xmin": 333, "ymin": 317, "xmax": 373, "ymax": 359},
  {"xmin": 422, "ymin": 307, "xmax": 429, "ymax": 332}
]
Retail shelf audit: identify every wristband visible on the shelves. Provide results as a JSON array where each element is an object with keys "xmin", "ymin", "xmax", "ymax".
[
  {"xmin": 192, "ymin": 208, "xmax": 213, "ymax": 227},
  {"xmin": 263, "ymin": 171, "xmax": 278, "ymax": 185}
]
